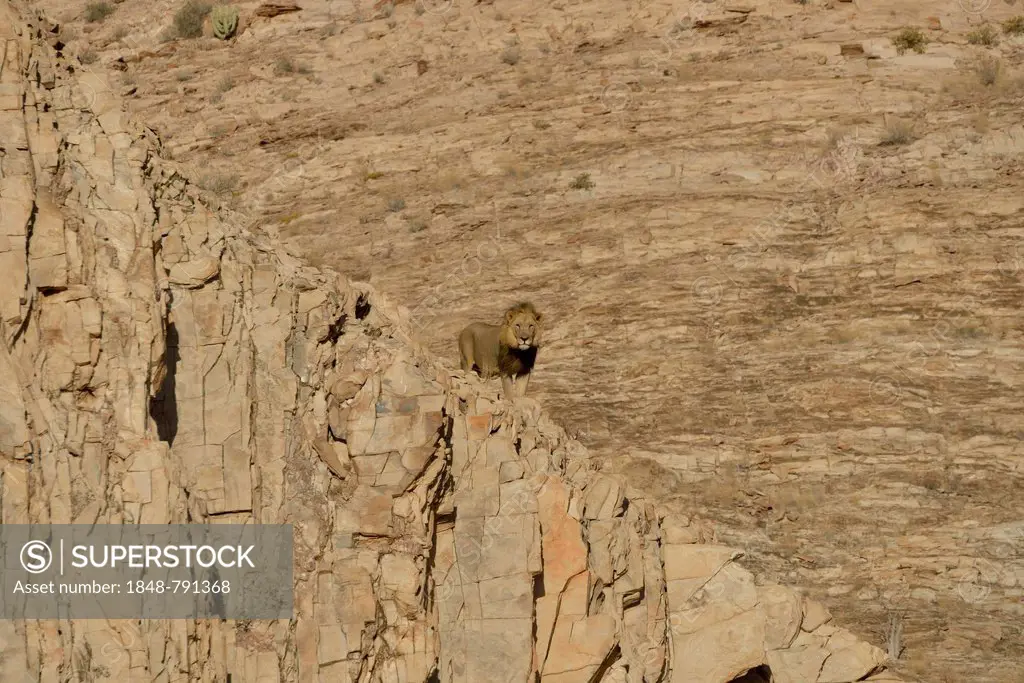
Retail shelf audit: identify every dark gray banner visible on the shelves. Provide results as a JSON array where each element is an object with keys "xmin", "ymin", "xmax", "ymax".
[{"xmin": 1, "ymin": 525, "xmax": 293, "ymax": 619}]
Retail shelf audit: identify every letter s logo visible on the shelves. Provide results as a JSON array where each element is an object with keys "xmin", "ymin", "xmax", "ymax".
[{"xmin": 20, "ymin": 541, "xmax": 52, "ymax": 574}]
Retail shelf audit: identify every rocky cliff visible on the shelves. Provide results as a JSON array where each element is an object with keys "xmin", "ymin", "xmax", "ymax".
[{"xmin": 0, "ymin": 2, "xmax": 901, "ymax": 681}]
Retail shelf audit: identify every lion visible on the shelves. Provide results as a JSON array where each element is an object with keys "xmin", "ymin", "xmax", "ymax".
[{"xmin": 458, "ymin": 302, "xmax": 544, "ymax": 399}]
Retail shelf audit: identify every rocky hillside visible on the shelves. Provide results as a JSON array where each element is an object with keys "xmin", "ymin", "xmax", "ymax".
[
  {"xmin": 47, "ymin": 0, "xmax": 1024, "ymax": 680},
  {"xmin": 6, "ymin": 0, "xmax": 1024, "ymax": 680},
  {"xmin": 0, "ymin": 1, "xmax": 907, "ymax": 681}
]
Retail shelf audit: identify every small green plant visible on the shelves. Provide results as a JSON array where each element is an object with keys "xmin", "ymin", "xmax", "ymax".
[
  {"xmin": 967, "ymin": 25, "xmax": 998, "ymax": 46},
  {"xmin": 365, "ymin": 170, "xmax": 383, "ymax": 180},
  {"xmin": 501, "ymin": 46, "xmax": 521, "ymax": 65},
  {"xmin": 173, "ymin": 0, "xmax": 212, "ymax": 39},
  {"xmin": 85, "ymin": 2, "xmax": 115, "ymax": 23},
  {"xmin": 373, "ymin": 72, "xmax": 385, "ymax": 84},
  {"xmin": 274, "ymin": 57, "xmax": 295, "ymax": 75},
  {"xmin": 570, "ymin": 173, "xmax": 595, "ymax": 190},
  {"xmin": 414, "ymin": 3, "xmax": 425, "ymax": 15},
  {"xmin": 408, "ymin": 218, "xmax": 427, "ymax": 233},
  {"xmin": 211, "ymin": 5, "xmax": 239, "ymax": 40},
  {"xmin": 1002, "ymin": 16, "xmax": 1024, "ymax": 35},
  {"xmin": 387, "ymin": 198, "xmax": 406, "ymax": 212},
  {"xmin": 880, "ymin": 119, "xmax": 915, "ymax": 146},
  {"xmin": 892, "ymin": 27, "xmax": 928, "ymax": 55},
  {"xmin": 79, "ymin": 48, "xmax": 99, "ymax": 65},
  {"xmin": 176, "ymin": 70, "xmax": 194, "ymax": 81}
]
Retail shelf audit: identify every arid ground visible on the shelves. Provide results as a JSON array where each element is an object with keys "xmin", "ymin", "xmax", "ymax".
[{"xmin": 41, "ymin": 0, "xmax": 1024, "ymax": 679}]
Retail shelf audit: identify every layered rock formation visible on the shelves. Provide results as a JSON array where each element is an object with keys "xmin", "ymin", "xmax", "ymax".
[{"xmin": 0, "ymin": 2, "xmax": 899, "ymax": 681}]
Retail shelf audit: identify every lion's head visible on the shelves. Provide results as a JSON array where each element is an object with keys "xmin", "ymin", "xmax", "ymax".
[{"xmin": 499, "ymin": 302, "xmax": 544, "ymax": 351}]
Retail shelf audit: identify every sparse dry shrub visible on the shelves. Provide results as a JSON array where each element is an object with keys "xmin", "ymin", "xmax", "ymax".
[
  {"xmin": 967, "ymin": 25, "xmax": 998, "ymax": 46},
  {"xmin": 570, "ymin": 173, "xmax": 595, "ymax": 190},
  {"xmin": 199, "ymin": 172, "xmax": 239, "ymax": 195},
  {"xmin": 975, "ymin": 56, "xmax": 1001, "ymax": 85},
  {"xmin": 1002, "ymin": 16, "xmax": 1024, "ymax": 35},
  {"xmin": 173, "ymin": 0, "xmax": 212, "ymax": 39},
  {"xmin": 85, "ymin": 2, "xmax": 115, "ymax": 23},
  {"xmin": 880, "ymin": 119, "xmax": 915, "ymax": 146},
  {"xmin": 274, "ymin": 57, "xmax": 294, "ymax": 75},
  {"xmin": 892, "ymin": 27, "xmax": 927, "ymax": 55}
]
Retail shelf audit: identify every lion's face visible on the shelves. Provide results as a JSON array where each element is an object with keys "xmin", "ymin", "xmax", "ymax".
[{"xmin": 501, "ymin": 307, "xmax": 543, "ymax": 350}]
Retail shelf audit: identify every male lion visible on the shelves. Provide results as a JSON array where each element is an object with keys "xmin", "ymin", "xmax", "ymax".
[{"xmin": 458, "ymin": 302, "xmax": 544, "ymax": 399}]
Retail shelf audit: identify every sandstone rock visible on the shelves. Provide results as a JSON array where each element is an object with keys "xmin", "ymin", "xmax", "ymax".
[
  {"xmin": 580, "ymin": 474, "xmax": 624, "ymax": 520},
  {"xmin": 541, "ymin": 611, "xmax": 617, "ymax": 682},
  {"xmin": 167, "ymin": 256, "xmax": 220, "ymax": 287},
  {"xmin": 760, "ymin": 584, "xmax": 803, "ymax": 650},
  {"xmin": 767, "ymin": 646, "xmax": 830, "ymax": 683},
  {"xmin": 27, "ymin": 189, "xmax": 67, "ymax": 290},
  {"xmin": 499, "ymin": 459, "xmax": 525, "ymax": 482},
  {"xmin": 313, "ymin": 438, "xmax": 351, "ymax": 479},
  {"xmin": 0, "ymin": 345, "xmax": 31, "ymax": 458},
  {"xmin": 802, "ymin": 597, "xmax": 834, "ymax": 632},
  {"xmin": 818, "ymin": 629, "xmax": 888, "ymax": 683}
]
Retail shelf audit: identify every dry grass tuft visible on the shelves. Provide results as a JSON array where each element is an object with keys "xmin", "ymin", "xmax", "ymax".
[
  {"xmin": 173, "ymin": 0, "xmax": 212, "ymax": 40},
  {"xmin": 85, "ymin": 2, "xmax": 115, "ymax": 23},
  {"xmin": 967, "ymin": 25, "xmax": 998, "ymax": 46},
  {"xmin": 880, "ymin": 119, "xmax": 916, "ymax": 146},
  {"xmin": 892, "ymin": 27, "xmax": 928, "ymax": 55},
  {"xmin": 1003, "ymin": 16, "xmax": 1024, "ymax": 35}
]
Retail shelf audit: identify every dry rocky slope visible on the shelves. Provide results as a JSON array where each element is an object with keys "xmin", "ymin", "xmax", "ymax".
[
  {"xmin": 0, "ymin": 1, "xmax": 921, "ymax": 683},
  {"xmin": 40, "ymin": 0, "xmax": 1024, "ymax": 681},
  {"xmin": 0, "ymin": 2, "xmax": 908, "ymax": 682}
]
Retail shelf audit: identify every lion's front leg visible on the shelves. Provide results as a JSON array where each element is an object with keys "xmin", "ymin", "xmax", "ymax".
[
  {"xmin": 517, "ymin": 372, "xmax": 530, "ymax": 397},
  {"xmin": 501, "ymin": 375, "xmax": 516, "ymax": 401}
]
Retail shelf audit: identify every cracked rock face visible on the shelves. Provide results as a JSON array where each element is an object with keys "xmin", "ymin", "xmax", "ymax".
[{"xmin": 0, "ymin": 3, "xmax": 897, "ymax": 681}]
